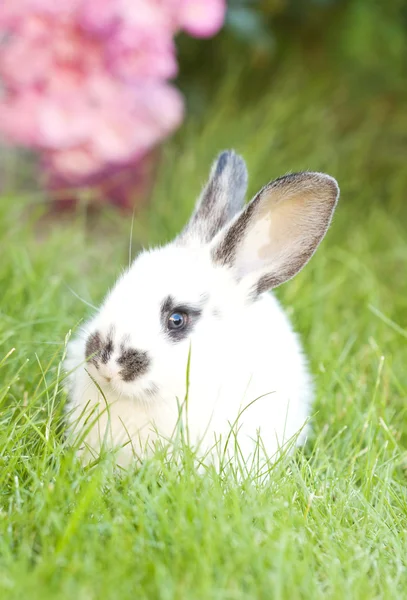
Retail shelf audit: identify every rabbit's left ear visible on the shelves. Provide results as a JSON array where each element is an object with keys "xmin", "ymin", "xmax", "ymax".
[
  {"xmin": 211, "ymin": 171, "xmax": 339, "ymax": 297},
  {"xmin": 178, "ymin": 150, "xmax": 248, "ymax": 245}
]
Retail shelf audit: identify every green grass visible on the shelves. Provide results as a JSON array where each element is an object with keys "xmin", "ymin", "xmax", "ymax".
[{"xmin": 1, "ymin": 59, "xmax": 407, "ymax": 598}]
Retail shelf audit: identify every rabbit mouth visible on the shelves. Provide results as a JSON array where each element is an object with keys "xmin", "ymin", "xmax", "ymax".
[{"xmin": 106, "ymin": 378, "xmax": 160, "ymax": 403}]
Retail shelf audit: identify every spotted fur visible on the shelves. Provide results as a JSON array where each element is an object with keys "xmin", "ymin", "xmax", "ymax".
[
  {"xmin": 85, "ymin": 331, "xmax": 102, "ymax": 366},
  {"xmin": 117, "ymin": 348, "xmax": 150, "ymax": 382},
  {"xmin": 64, "ymin": 152, "xmax": 339, "ymax": 471}
]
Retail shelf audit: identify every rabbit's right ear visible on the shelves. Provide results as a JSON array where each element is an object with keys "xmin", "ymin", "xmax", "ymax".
[
  {"xmin": 177, "ymin": 151, "xmax": 248, "ymax": 245},
  {"xmin": 210, "ymin": 171, "xmax": 339, "ymax": 297}
]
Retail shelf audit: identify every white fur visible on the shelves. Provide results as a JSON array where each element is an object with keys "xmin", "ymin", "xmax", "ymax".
[{"xmin": 64, "ymin": 243, "xmax": 312, "ymax": 469}]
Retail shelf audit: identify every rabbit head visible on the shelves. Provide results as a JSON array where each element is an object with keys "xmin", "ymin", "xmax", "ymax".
[{"xmin": 80, "ymin": 151, "xmax": 339, "ymax": 408}]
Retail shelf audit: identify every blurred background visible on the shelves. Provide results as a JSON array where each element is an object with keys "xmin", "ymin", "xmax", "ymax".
[{"xmin": 1, "ymin": 0, "xmax": 406, "ymax": 214}]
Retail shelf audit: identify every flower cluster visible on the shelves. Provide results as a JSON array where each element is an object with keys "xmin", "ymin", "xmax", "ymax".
[{"xmin": 0, "ymin": 0, "xmax": 225, "ymax": 190}]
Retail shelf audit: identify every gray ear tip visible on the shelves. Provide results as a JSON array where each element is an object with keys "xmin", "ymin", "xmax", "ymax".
[{"xmin": 214, "ymin": 149, "xmax": 248, "ymax": 184}]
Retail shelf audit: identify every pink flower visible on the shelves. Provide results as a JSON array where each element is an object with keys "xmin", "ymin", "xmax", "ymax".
[
  {"xmin": 0, "ymin": 91, "xmax": 44, "ymax": 146},
  {"xmin": 44, "ymin": 79, "xmax": 184, "ymax": 180},
  {"xmin": 0, "ymin": 0, "xmax": 226, "ymax": 202},
  {"xmin": 179, "ymin": 0, "xmax": 226, "ymax": 38},
  {"xmin": 107, "ymin": 33, "xmax": 178, "ymax": 80}
]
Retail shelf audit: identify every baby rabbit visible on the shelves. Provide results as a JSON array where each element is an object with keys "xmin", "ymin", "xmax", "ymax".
[{"xmin": 64, "ymin": 151, "xmax": 339, "ymax": 470}]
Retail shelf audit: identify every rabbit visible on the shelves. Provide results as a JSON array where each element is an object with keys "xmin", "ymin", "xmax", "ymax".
[{"xmin": 64, "ymin": 151, "xmax": 339, "ymax": 471}]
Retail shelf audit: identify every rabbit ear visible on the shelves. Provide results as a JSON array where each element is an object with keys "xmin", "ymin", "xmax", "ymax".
[
  {"xmin": 178, "ymin": 150, "xmax": 248, "ymax": 245},
  {"xmin": 211, "ymin": 172, "xmax": 339, "ymax": 296}
]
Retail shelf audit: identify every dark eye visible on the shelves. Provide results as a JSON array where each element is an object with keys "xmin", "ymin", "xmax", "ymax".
[{"xmin": 167, "ymin": 312, "xmax": 187, "ymax": 330}]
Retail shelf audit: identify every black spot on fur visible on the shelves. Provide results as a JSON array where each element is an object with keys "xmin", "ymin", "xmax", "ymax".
[
  {"xmin": 100, "ymin": 329, "xmax": 114, "ymax": 364},
  {"xmin": 117, "ymin": 348, "xmax": 150, "ymax": 382},
  {"xmin": 85, "ymin": 332, "xmax": 102, "ymax": 366},
  {"xmin": 85, "ymin": 330, "xmax": 115, "ymax": 367}
]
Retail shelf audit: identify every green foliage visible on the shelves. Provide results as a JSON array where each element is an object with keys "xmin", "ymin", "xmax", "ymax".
[
  {"xmin": 178, "ymin": 0, "xmax": 407, "ymax": 111},
  {"xmin": 0, "ymin": 44, "xmax": 407, "ymax": 595}
]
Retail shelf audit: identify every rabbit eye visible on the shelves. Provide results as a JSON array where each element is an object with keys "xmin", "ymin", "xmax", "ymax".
[
  {"xmin": 167, "ymin": 312, "xmax": 187, "ymax": 330},
  {"xmin": 161, "ymin": 297, "xmax": 203, "ymax": 342}
]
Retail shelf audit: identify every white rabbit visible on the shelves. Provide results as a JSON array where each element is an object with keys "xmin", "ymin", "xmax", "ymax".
[{"xmin": 64, "ymin": 151, "xmax": 339, "ymax": 471}]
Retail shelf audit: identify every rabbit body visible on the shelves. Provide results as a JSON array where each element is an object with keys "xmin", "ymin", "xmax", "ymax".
[
  {"xmin": 64, "ymin": 151, "xmax": 338, "ymax": 468},
  {"xmin": 65, "ymin": 248, "xmax": 312, "ymax": 467}
]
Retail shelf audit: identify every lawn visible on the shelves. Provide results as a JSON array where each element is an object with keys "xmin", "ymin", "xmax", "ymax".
[{"xmin": 1, "ymin": 56, "xmax": 407, "ymax": 599}]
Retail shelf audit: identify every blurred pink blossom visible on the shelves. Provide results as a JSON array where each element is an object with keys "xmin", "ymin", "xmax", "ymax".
[{"xmin": 0, "ymin": 0, "xmax": 226, "ymax": 207}]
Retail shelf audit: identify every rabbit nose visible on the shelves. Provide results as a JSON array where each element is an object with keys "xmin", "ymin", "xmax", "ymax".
[{"xmin": 99, "ymin": 364, "xmax": 118, "ymax": 383}]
